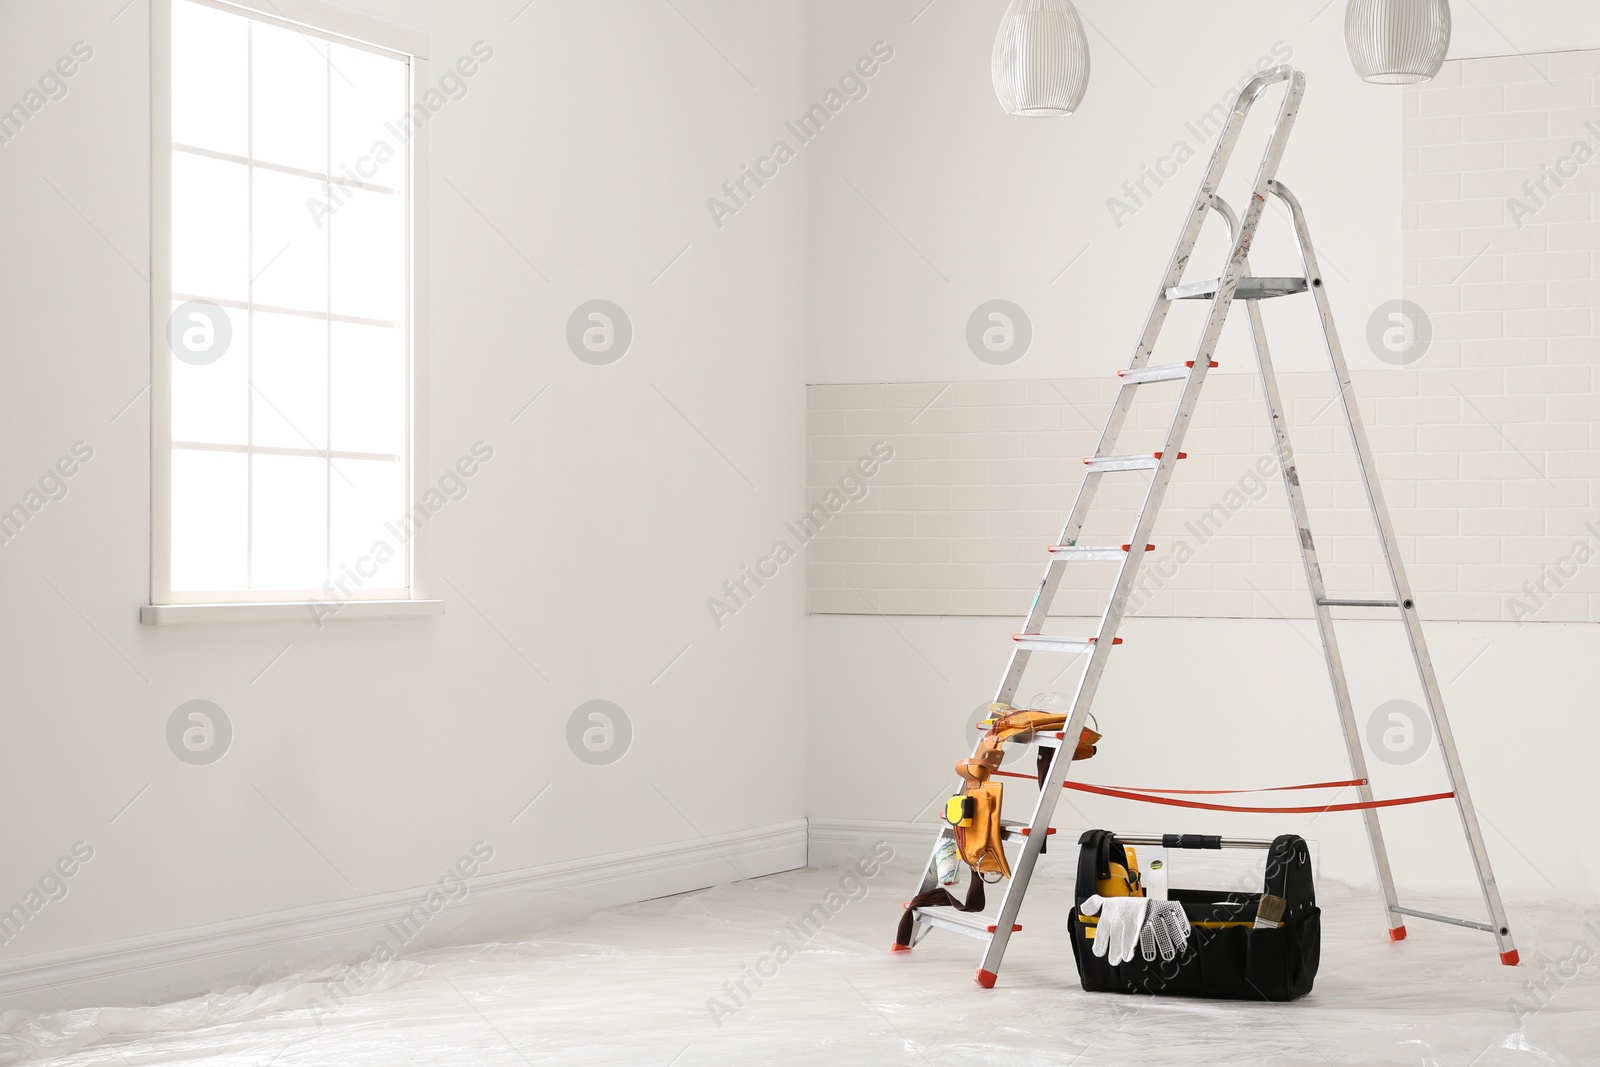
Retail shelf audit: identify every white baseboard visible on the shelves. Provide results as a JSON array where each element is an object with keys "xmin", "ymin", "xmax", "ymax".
[
  {"xmin": 0, "ymin": 818, "xmax": 1326, "ymax": 1014},
  {"xmin": 806, "ymin": 818, "xmax": 935, "ymax": 868},
  {"xmin": 0, "ymin": 819, "xmax": 808, "ymax": 1014}
]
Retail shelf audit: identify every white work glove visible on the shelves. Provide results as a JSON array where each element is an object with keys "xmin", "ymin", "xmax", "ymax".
[
  {"xmin": 1079, "ymin": 894, "xmax": 1148, "ymax": 966},
  {"xmin": 1138, "ymin": 899, "xmax": 1191, "ymax": 962}
]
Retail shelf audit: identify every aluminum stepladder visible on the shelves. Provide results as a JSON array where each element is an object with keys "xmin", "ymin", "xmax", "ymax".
[{"xmin": 898, "ymin": 65, "xmax": 1518, "ymax": 987}]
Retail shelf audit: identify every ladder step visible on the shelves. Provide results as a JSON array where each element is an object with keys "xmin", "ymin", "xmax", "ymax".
[
  {"xmin": 1001, "ymin": 820, "xmax": 1058, "ymax": 838},
  {"xmin": 1117, "ymin": 360, "xmax": 1217, "ymax": 384},
  {"xmin": 1047, "ymin": 543, "xmax": 1155, "ymax": 561},
  {"xmin": 1318, "ymin": 597, "xmax": 1401, "ymax": 608},
  {"xmin": 911, "ymin": 905, "xmax": 1022, "ymax": 940},
  {"xmin": 1011, "ymin": 635, "xmax": 1122, "ymax": 654},
  {"xmin": 1390, "ymin": 905, "xmax": 1497, "ymax": 935},
  {"xmin": 1083, "ymin": 452, "xmax": 1186, "ymax": 473},
  {"xmin": 1165, "ymin": 276, "xmax": 1308, "ymax": 301}
]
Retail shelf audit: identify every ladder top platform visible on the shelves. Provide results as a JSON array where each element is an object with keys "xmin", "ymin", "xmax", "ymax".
[{"xmin": 1166, "ymin": 276, "xmax": 1308, "ymax": 301}]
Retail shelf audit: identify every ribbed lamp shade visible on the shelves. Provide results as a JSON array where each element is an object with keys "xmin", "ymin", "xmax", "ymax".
[
  {"xmin": 1345, "ymin": 0, "xmax": 1451, "ymax": 84},
  {"xmin": 992, "ymin": 0, "xmax": 1090, "ymax": 117}
]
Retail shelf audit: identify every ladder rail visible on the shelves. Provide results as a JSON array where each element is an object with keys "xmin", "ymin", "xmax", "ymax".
[
  {"xmin": 1206, "ymin": 195, "xmax": 1406, "ymax": 938},
  {"xmin": 1271, "ymin": 179, "xmax": 1516, "ymax": 959},
  {"xmin": 994, "ymin": 64, "xmax": 1305, "ymax": 707},
  {"xmin": 979, "ymin": 71, "xmax": 1308, "ymax": 977},
  {"xmin": 1246, "ymin": 290, "xmax": 1408, "ymax": 936}
]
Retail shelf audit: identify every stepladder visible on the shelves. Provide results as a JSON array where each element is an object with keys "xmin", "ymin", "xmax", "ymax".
[{"xmin": 894, "ymin": 64, "xmax": 1519, "ymax": 987}]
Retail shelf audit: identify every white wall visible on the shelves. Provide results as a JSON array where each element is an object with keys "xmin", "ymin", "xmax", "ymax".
[
  {"xmin": 805, "ymin": 0, "xmax": 1600, "ymax": 379},
  {"xmin": 808, "ymin": 613, "xmax": 1600, "ymax": 899},
  {"xmin": 806, "ymin": 0, "xmax": 1600, "ymax": 904},
  {"xmin": 808, "ymin": 0, "xmax": 1402, "ymax": 385},
  {"xmin": 1449, "ymin": 5, "xmax": 1600, "ymax": 59},
  {"xmin": 0, "ymin": 0, "xmax": 810, "ymax": 968}
]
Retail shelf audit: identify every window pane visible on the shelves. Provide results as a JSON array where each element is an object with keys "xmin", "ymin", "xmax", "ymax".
[
  {"xmin": 252, "ymin": 454, "xmax": 327, "ymax": 589},
  {"xmin": 171, "ymin": 302, "xmax": 248, "ymax": 447},
  {"xmin": 172, "ymin": 0, "xmax": 247, "ymax": 156},
  {"xmin": 251, "ymin": 21, "xmax": 328, "ymax": 174},
  {"xmin": 171, "ymin": 449, "xmax": 247, "ymax": 590},
  {"xmin": 172, "ymin": 152, "xmax": 248, "ymax": 302},
  {"xmin": 165, "ymin": 2, "xmax": 410, "ymax": 600},
  {"xmin": 330, "ymin": 322, "xmax": 403, "ymax": 455},
  {"xmin": 330, "ymin": 187, "xmax": 403, "ymax": 322},
  {"xmin": 252, "ymin": 168, "xmax": 328, "ymax": 313},
  {"xmin": 252, "ymin": 312, "xmax": 327, "ymax": 451},
  {"xmin": 331, "ymin": 458, "xmax": 405, "ymax": 590},
  {"xmin": 330, "ymin": 43, "xmax": 407, "ymax": 191}
]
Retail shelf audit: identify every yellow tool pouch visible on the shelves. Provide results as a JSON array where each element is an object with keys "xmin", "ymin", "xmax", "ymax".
[
  {"xmin": 955, "ymin": 781, "xmax": 1010, "ymax": 881},
  {"xmin": 940, "ymin": 701, "xmax": 1109, "ymax": 886}
]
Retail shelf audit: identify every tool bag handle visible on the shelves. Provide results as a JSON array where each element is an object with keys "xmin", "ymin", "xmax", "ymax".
[
  {"xmin": 1264, "ymin": 833, "xmax": 1316, "ymax": 910},
  {"xmin": 1074, "ymin": 829, "xmax": 1132, "ymax": 902}
]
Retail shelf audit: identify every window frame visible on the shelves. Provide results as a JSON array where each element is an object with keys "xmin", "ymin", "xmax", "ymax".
[{"xmin": 148, "ymin": 0, "xmax": 436, "ymax": 623}]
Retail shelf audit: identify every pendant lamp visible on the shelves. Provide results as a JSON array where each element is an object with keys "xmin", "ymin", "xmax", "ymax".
[
  {"xmin": 1345, "ymin": 0, "xmax": 1451, "ymax": 84},
  {"xmin": 992, "ymin": 0, "xmax": 1090, "ymax": 117}
]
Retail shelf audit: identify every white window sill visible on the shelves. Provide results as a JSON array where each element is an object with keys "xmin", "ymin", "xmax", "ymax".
[{"xmin": 140, "ymin": 600, "xmax": 445, "ymax": 626}]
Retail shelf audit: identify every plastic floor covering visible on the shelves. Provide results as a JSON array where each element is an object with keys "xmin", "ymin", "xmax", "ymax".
[{"xmin": 1, "ymin": 860, "xmax": 1596, "ymax": 1065}]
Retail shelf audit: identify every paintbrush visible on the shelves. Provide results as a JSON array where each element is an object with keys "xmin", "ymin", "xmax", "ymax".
[{"xmin": 1254, "ymin": 894, "xmax": 1287, "ymax": 930}]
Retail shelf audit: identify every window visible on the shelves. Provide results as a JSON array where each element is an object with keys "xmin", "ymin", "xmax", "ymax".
[{"xmin": 152, "ymin": 0, "xmax": 424, "ymax": 614}]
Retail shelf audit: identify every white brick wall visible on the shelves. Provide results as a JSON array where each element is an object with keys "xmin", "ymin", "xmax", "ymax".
[
  {"xmin": 806, "ymin": 50, "xmax": 1600, "ymax": 624},
  {"xmin": 1398, "ymin": 48, "xmax": 1600, "ymax": 622}
]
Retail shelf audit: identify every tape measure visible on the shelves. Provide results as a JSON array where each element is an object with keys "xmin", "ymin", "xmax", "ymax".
[{"xmin": 944, "ymin": 794, "xmax": 976, "ymax": 827}]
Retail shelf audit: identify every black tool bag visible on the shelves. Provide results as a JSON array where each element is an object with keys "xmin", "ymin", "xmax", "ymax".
[{"xmin": 1067, "ymin": 830, "xmax": 1320, "ymax": 1001}]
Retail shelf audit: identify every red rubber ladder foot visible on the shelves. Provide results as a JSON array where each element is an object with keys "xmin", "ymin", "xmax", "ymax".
[
  {"xmin": 1501, "ymin": 949, "xmax": 1520, "ymax": 966},
  {"xmin": 1387, "ymin": 925, "xmax": 1407, "ymax": 942},
  {"xmin": 975, "ymin": 969, "xmax": 998, "ymax": 989}
]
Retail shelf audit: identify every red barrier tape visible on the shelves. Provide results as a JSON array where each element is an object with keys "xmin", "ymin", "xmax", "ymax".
[
  {"xmin": 988, "ymin": 771, "xmax": 1451, "ymax": 813},
  {"xmin": 991, "ymin": 771, "xmax": 1363, "ymax": 793},
  {"xmin": 1061, "ymin": 781, "xmax": 1455, "ymax": 814},
  {"xmin": 1082, "ymin": 778, "xmax": 1366, "ymax": 795}
]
